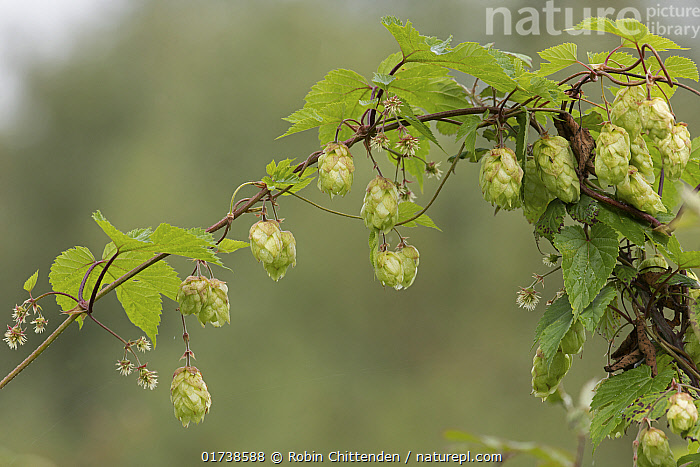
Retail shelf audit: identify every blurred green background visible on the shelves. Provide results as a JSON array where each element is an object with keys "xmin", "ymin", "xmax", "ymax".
[{"xmin": 1, "ymin": 1, "xmax": 699, "ymax": 466}]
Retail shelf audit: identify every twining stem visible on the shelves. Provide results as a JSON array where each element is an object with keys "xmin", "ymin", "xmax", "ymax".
[{"xmin": 290, "ymin": 193, "xmax": 362, "ymax": 219}]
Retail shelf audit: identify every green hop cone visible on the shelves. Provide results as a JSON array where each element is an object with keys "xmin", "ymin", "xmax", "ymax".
[
  {"xmin": 360, "ymin": 176, "xmax": 400, "ymax": 233},
  {"xmin": 657, "ymin": 122, "xmax": 691, "ymax": 180},
  {"xmin": 639, "ymin": 97, "xmax": 674, "ymax": 142},
  {"xmin": 638, "ymin": 427, "xmax": 675, "ymax": 467},
  {"xmin": 263, "ymin": 230, "xmax": 297, "ymax": 282},
  {"xmin": 560, "ymin": 320, "xmax": 586, "ymax": 355},
  {"xmin": 196, "ymin": 278, "xmax": 230, "ymax": 327},
  {"xmin": 170, "ymin": 367, "xmax": 212, "ymax": 428},
  {"xmin": 374, "ymin": 250, "xmax": 404, "ymax": 289},
  {"xmin": 595, "ymin": 123, "xmax": 631, "ymax": 186},
  {"xmin": 616, "ymin": 167, "xmax": 667, "ymax": 215},
  {"xmin": 667, "ymin": 392, "xmax": 698, "ymax": 435},
  {"xmin": 318, "ymin": 142, "xmax": 355, "ymax": 198},
  {"xmin": 177, "ymin": 276, "xmax": 211, "ymax": 317},
  {"xmin": 630, "ymin": 135, "xmax": 655, "ymax": 183},
  {"xmin": 531, "ymin": 347, "xmax": 572, "ymax": 400},
  {"xmin": 395, "ymin": 244, "xmax": 419, "ymax": 290},
  {"xmin": 638, "ymin": 254, "xmax": 668, "ymax": 273},
  {"xmin": 478, "ymin": 147, "xmax": 523, "ymax": 210},
  {"xmin": 249, "ymin": 220, "xmax": 282, "ymax": 264},
  {"xmin": 610, "ymin": 85, "xmax": 646, "ymax": 139},
  {"xmin": 532, "ymin": 135, "xmax": 580, "ymax": 203},
  {"xmin": 523, "ymin": 157, "xmax": 554, "ymax": 223}
]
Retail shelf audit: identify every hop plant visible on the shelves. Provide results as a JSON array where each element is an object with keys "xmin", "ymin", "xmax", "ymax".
[
  {"xmin": 395, "ymin": 244, "xmax": 419, "ymax": 290},
  {"xmin": 639, "ymin": 97, "xmax": 675, "ymax": 142},
  {"xmin": 360, "ymin": 176, "xmax": 400, "ymax": 233},
  {"xmin": 532, "ymin": 135, "xmax": 580, "ymax": 203},
  {"xmin": 684, "ymin": 327, "xmax": 700, "ymax": 368},
  {"xmin": 531, "ymin": 347, "xmax": 572, "ymax": 400},
  {"xmin": 666, "ymin": 392, "xmax": 698, "ymax": 435},
  {"xmin": 522, "ymin": 157, "xmax": 554, "ymax": 223},
  {"xmin": 478, "ymin": 147, "xmax": 523, "ymax": 210},
  {"xmin": 595, "ymin": 123, "xmax": 631, "ymax": 186},
  {"xmin": 657, "ymin": 122, "xmax": 691, "ymax": 180},
  {"xmin": 176, "ymin": 276, "xmax": 230, "ymax": 327},
  {"xmin": 616, "ymin": 167, "xmax": 666, "ymax": 215},
  {"xmin": 560, "ymin": 320, "xmax": 585, "ymax": 355},
  {"xmin": 638, "ymin": 427, "xmax": 674, "ymax": 467},
  {"xmin": 263, "ymin": 230, "xmax": 297, "ymax": 281},
  {"xmin": 374, "ymin": 250, "xmax": 404, "ymax": 289},
  {"xmin": 610, "ymin": 85, "xmax": 646, "ymax": 139},
  {"xmin": 630, "ymin": 135, "xmax": 655, "ymax": 183},
  {"xmin": 317, "ymin": 142, "xmax": 355, "ymax": 198},
  {"xmin": 249, "ymin": 220, "xmax": 283, "ymax": 264},
  {"xmin": 170, "ymin": 367, "xmax": 212, "ymax": 428}
]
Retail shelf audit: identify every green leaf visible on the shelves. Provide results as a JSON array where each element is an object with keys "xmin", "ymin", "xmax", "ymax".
[
  {"xmin": 443, "ymin": 430, "xmax": 574, "ymax": 466},
  {"xmin": 578, "ymin": 285, "xmax": 617, "ymax": 333},
  {"xmin": 92, "ymin": 211, "xmax": 150, "ymax": 253},
  {"xmin": 49, "ymin": 246, "xmax": 96, "ymax": 311},
  {"xmin": 613, "ymin": 264, "xmax": 638, "ymax": 287},
  {"xmin": 149, "ymin": 224, "xmax": 222, "ymax": 265},
  {"xmin": 596, "ymin": 203, "xmax": 646, "ymax": 246},
  {"xmin": 567, "ymin": 194, "xmax": 599, "ymax": 225},
  {"xmin": 372, "ymin": 72, "xmax": 395, "ymax": 88},
  {"xmin": 533, "ymin": 294, "xmax": 574, "ymax": 369},
  {"xmin": 554, "ymin": 224, "xmax": 618, "ymax": 313},
  {"xmin": 217, "ymin": 239, "xmax": 249, "ymax": 254},
  {"xmin": 23, "ymin": 270, "xmax": 39, "ymax": 293},
  {"xmin": 664, "ymin": 56, "xmax": 699, "ymax": 81},
  {"xmin": 634, "ymin": 33, "xmax": 687, "ymax": 52},
  {"xmin": 660, "ymin": 235, "xmax": 700, "ymax": 269},
  {"xmin": 535, "ymin": 199, "xmax": 566, "ymax": 243},
  {"xmin": 587, "ymin": 51, "xmax": 637, "ymax": 68},
  {"xmin": 678, "ymin": 453, "xmax": 700, "ymax": 466},
  {"xmin": 589, "ymin": 355, "xmax": 675, "ymax": 449},
  {"xmin": 279, "ymin": 69, "xmax": 372, "ymax": 141},
  {"xmin": 368, "ymin": 228, "xmax": 379, "ymax": 268},
  {"xmin": 397, "ymin": 202, "xmax": 441, "ymax": 230},
  {"xmin": 116, "ymin": 278, "xmax": 162, "ymax": 345},
  {"xmin": 537, "ymin": 43, "xmax": 577, "ymax": 77},
  {"xmin": 398, "ymin": 102, "xmax": 443, "ymax": 151},
  {"xmin": 621, "ymin": 391, "xmax": 671, "ymax": 424},
  {"xmin": 454, "ymin": 115, "xmax": 482, "ymax": 154},
  {"xmin": 570, "ymin": 17, "xmax": 648, "ymax": 44},
  {"xmin": 381, "ymin": 17, "xmax": 518, "ymax": 93}
]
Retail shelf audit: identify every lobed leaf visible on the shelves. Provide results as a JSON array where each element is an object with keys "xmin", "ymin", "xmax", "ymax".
[
  {"xmin": 533, "ymin": 294, "xmax": 574, "ymax": 369},
  {"xmin": 536, "ymin": 43, "xmax": 577, "ymax": 77},
  {"xmin": 578, "ymin": 285, "xmax": 617, "ymax": 333},
  {"xmin": 554, "ymin": 223, "xmax": 618, "ymax": 313}
]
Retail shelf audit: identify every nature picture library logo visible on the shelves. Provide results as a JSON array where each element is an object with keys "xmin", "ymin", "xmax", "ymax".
[{"xmin": 486, "ymin": 0, "xmax": 700, "ymax": 39}]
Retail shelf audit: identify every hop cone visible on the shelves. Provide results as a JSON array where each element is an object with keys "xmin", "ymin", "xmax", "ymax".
[
  {"xmin": 523, "ymin": 157, "xmax": 554, "ymax": 223},
  {"xmin": 560, "ymin": 320, "xmax": 585, "ymax": 355},
  {"xmin": 360, "ymin": 176, "xmax": 400, "ymax": 233},
  {"xmin": 479, "ymin": 147, "xmax": 523, "ymax": 210},
  {"xmin": 616, "ymin": 167, "xmax": 666, "ymax": 215},
  {"xmin": 263, "ymin": 230, "xmax": 297, "ymax": 281},
  {"xmin": 667, "ymin": 392, "xmax": 698, "ymax": 435},
  {"xmin": 630, "ymin": 135, "xmax": 655, "ymax": 183},
  {"xmin": 595, "ymin": 123, "xmax": 631, "ymax": 186},
  {"xmin": 610, "ymin": 85, "xmax": 646, "ymax": 139},
  {"xmin": 531, "ymin": 347, "xmax": 572, "ymax": 400},
  {"xmin": 657, "ymin": 122, "xmax": 691, "ymax": 180},
  {"xmin": 533, "ymin": 135, "xmax": 580, "ymax": 203},
  {"xmin": 639, "ymin": 97, "xmax": 674, "ymax": 142},
  {"xmin": 177, "ymin": 276, "xmax": 211, "ymax": 317},
  {"xmin": 638, "ymin": 254, "xmax": 668, "ymax": 272},
  {"xmin": 196, "ymin": 278, "xmax": 230, "ymax": 327},
  {"xmin": 249, "ymin": 220, "xmax": 282, "ymax": 264},
  {"xmin": 318, "ymin": 142, "xmax": 355, "ymax": 198},
  {"xmin": 170, "ymin": 367, "xmax": 212, "ymax": 428},
  {"xmin": 374, "ymin": 251, "xmax": 404, "ymax": 289},
  {"xmin": 638, "ymin": 427, "xmax": 675, "ymax": 467},
  {"xmin": 395, "ymin": 244, "xmax": 419, "ymax": 290}
]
